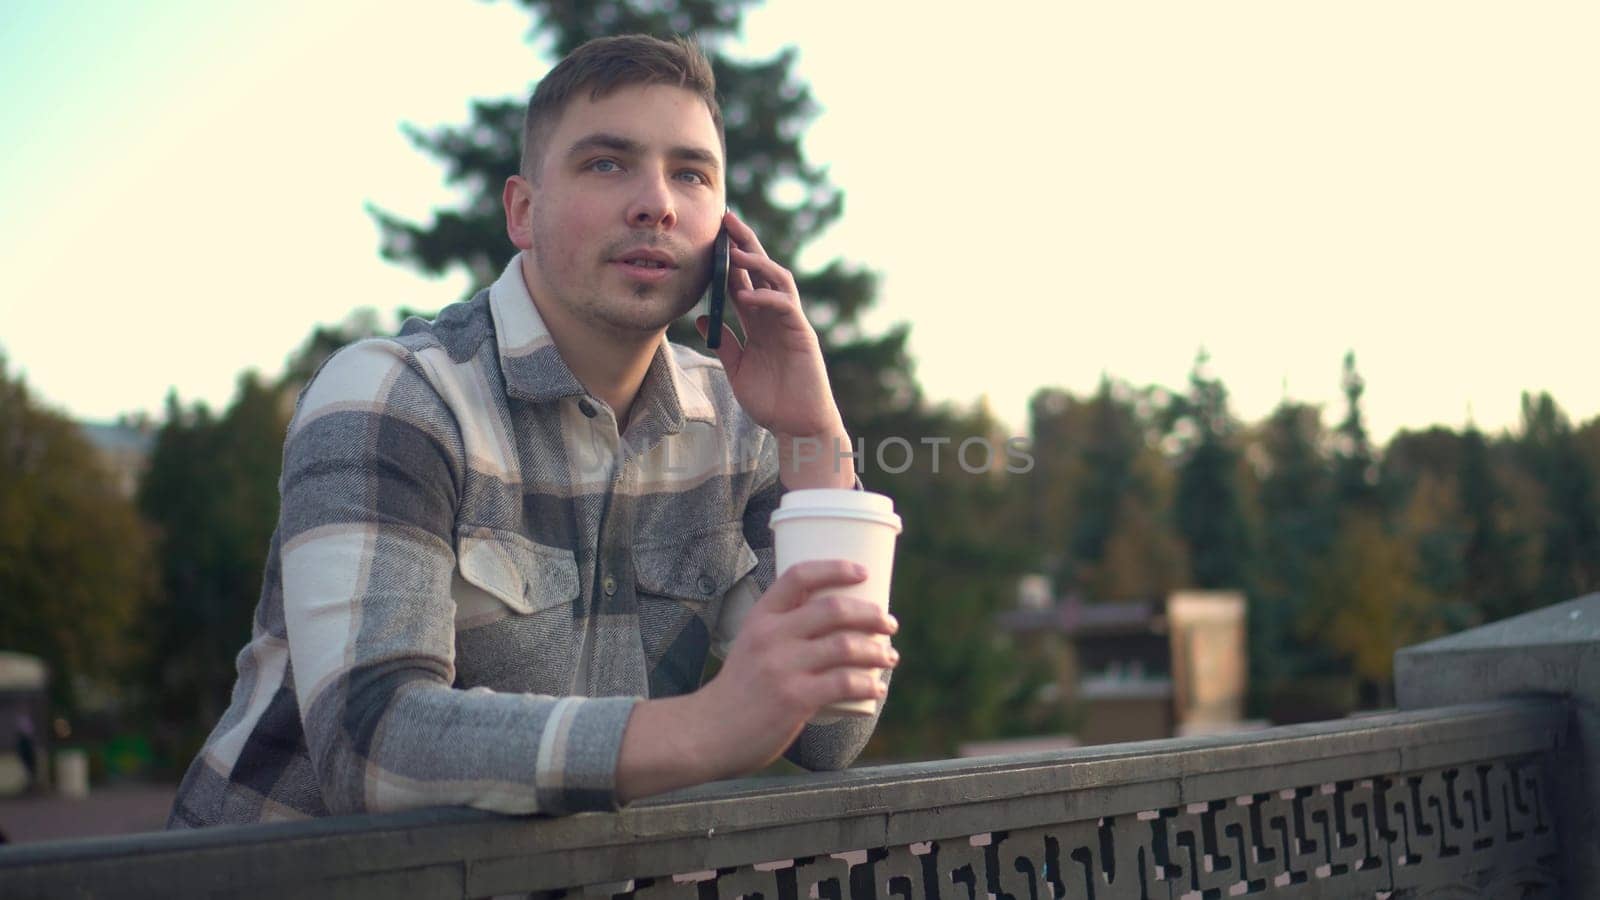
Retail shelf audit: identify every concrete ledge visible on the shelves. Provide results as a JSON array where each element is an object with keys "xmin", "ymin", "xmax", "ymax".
[{"xmin": 1396, "ymin": 592, "xmax": 1599, "ymax": 896}]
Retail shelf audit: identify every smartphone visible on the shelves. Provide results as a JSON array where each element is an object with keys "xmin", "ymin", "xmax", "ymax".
[{"xmin": 706, "ymin": 226, "xmax": 730, "ymax": 349}]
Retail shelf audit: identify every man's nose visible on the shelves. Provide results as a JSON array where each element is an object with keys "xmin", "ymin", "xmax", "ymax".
[{"xmin": 626, "ymin": 171, "xmax": 677, "ymax": 229}]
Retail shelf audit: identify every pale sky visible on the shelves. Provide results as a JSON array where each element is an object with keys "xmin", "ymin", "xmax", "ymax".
[{"xmin": 3, "ymin": 1, "xmax": 1596, "ymax": 442}]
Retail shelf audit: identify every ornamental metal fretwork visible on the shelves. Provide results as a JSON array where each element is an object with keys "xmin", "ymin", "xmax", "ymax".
[{"xmin": 602, "ymin": 756, "xmax": 1560, "ymax": 900}]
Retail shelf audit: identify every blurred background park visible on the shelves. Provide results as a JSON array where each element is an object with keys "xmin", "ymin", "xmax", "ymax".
[{"xmin": 2, "ymin": 0, "xmax": 1597, "ymax": 839}]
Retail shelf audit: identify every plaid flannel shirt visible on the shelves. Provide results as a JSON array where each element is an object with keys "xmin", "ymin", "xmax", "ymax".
[{"xmin": 168, "ymin": 254, "xmax": 884, "ymax": 827}]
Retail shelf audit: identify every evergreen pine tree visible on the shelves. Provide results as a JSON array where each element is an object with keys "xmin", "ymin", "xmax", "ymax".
[
  {"xmin": 1382, "ymin": 427, "xmax": 1468, "ymax": 600},
  {"xmin": 1459, "ymin": 425, "xmax": 1534, "ymax": 620},
  {"xmin": 1057, "ymin": 379, "xmax": 1186, "ymax": 600},
  {"xmin": 1332, "ymin": 351, "xmax": 1378, "ymax": 512},
  {"xmin": 1248, "ymin": 401, "xmax": 1337, "ymax": 711},
  {"xmin": 1172, "ymin": 350, "xmax": 1252, "ymax": 590},
  {"xmin": 1513, "ymin": 392, "xmax": 1600, "ymax": 605},
  {"xmin": 138, "ymin": 376, "xmax": 289, "ymax": 759},
  {"xmin": 1072, "ymin": 378, "xmax": 1140, "ymax": 579}
]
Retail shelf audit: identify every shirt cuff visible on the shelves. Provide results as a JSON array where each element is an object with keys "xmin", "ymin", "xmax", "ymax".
[{"xmin": 535, "ymin": 695, "xmax": 641, "ymax": 814}]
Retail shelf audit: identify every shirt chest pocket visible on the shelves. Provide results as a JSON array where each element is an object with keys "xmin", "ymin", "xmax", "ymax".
[
  {"xmin": 633, "ymin": 522, "xmax": 759, "ymax": 696},
  {"xmin": 635, "ymin": 521, "xmax": 759, "ymax": 603},
  {"xmin": 452, "ymin": 527, "xmax": 582, "ymax": 691}
]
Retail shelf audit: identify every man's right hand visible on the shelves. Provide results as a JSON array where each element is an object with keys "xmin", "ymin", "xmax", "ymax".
[
  {"xmin": 694, "ymin": 559, "xmax": 899, "ymax": 777},
  {"xmin": 614, "ymin": 560, "xmax": 898, "ymax": 803}
]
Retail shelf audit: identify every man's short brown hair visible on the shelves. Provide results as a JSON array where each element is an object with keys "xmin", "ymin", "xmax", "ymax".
[{"xmin": 520, "ymin": 34, "xmax": 724, "ymax": 181}]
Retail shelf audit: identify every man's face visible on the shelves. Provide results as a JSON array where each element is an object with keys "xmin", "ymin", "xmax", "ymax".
[{"xmin": 514, "ymin": 84, "xmax": 724, "ymax": 339}]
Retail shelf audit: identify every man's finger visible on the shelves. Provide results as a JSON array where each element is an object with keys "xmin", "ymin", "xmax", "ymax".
[
  {"xmin": 800, "ymin": 668, "xmax": 887, "ymax": 708},
  {"xmin": 790, "ymin": 628, "xmax": 899, "ymax": 674},
  {"xmin": 731, "ymin": 288, "xmax": 803, "ymax": 318},
  {"xmin": 784, "ymin": 592, "xmax": 897, "ymax": 640},
  {"xmin": 723, "ymin": 209, "xmax": 767, "ymax": 258},
  {"xmin": 730, "ymin": 245, "xmax": 795, "ymax": 293},
  {"xmin": 729, "ymin": 245, "xmax": 777, "ymax": 290},
  {"xmin": 761, "ymin": 560, "xmax": 868, "ymax": 613}
]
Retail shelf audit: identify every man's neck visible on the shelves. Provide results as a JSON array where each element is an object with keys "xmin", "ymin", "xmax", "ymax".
[{"xmin": 519, "ymin": 255, "xmax": 658, "ymax": 430}]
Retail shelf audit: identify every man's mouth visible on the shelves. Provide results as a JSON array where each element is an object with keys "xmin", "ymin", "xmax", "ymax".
[
  {"xmin": 611, "ymin": 245, "xmax": 679, "ymax": 269},
  {"xmin": 610, "ymin": 250, "xmax": 680, "ymax": 284}
]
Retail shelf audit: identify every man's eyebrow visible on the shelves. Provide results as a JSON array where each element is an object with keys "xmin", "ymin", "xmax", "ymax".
[
  {"xmin": 669, "ymin": 145, "xmax": 721, "ymax": 172},
  {"xmin": 566, "ymin": 133, "xmax": 642, "ymax": 158},
  {"xmin": 566, "ymin": 132, "xmax": 721, "ymax": 171}
]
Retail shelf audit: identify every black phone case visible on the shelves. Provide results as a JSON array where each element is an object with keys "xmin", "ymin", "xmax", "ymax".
[{"xmin": 707, "ymin": 228, "xmax": 729, "ymax": 349}]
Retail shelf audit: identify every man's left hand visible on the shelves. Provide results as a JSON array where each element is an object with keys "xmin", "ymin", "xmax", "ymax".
[{"xmin": 695, "ymin": 210, "xmax": 853, "ymax": 489}]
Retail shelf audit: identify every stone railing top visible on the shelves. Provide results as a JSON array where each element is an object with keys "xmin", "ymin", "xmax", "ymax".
[{"xmin": 1401, "ymin": 591, "xmax": 1599, "ymax": 654}]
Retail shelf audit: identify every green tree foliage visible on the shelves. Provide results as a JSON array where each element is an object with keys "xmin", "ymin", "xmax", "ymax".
[
  {"xmin": 1301, "ymin": 512, "xmax": 1444, "ymax": 707},
  {"xmin": 131, "ymin": 314, "xmax": 382, "ymax": 764},
  {"xmin": 1382, "ymin": 427, "xmax": 1467, "ymax": 599},
  {"xmin": 1072, "ymin": 380, "xmax": 1147, "ymax": 579},
  {"xmin": 1018, "ymin": 357, "xmax": 1600, "ymax": 724},
  {"xmin": 1379, "ymin": 428, "xmax": 1482, "ymax": 640},
  {"xmin": 137, "ymin": 375, "xmax": 289, "ymax": 752},
  {"xmin": 1171, "ymin": 351, "xmax": 1253, "ymax": 590},
  {"xmin": 1455, "ymin": 426, "xmax": 1532, "ymax": 620},
  {"xmin": 1514, "ymin": 392, "xmax": 1600, "ymax": 606},
  {"xmin": 0, "ymin": 356, "xmax": 156, "ymax": 712},
  {"xmin": 1243, "ymin": 401, "xmax": 1336, "ymax": 705},
  {"xmin": 1029, "ymin": 380, "xmax": 1187, "ymax": 602},
  {"xmin": 1332, "ymin": 351, "xmax": 1379, "ymax": 511},
  {"xmin": 1025, "ymin": 388, "xmax": 1086, "ymax": 572},
  {"xmin": 861, "ymin": 403, "xmax": 1054, "ymax": 758},
  {"xmin": 1293, "ymin": 352, "xmax": 1459, "ymax": 709},
  {"xmin": 1577, "ymin": 416, "xmax": 1600, "ymax": 478}
]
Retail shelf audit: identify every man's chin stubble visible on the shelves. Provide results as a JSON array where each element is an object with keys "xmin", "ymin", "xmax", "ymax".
[{"xmin": 581, "ymin": 287, "xmax": 700, "ymax": 337}]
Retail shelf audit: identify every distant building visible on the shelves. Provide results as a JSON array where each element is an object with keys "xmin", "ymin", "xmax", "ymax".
[
  {"xmin": 78, "ymin": 420, "xmax": 155, "ymax": 499},
  {"xmin": 0, "ymin": 652, "xmax": 50, "ymax": 795},
  {"xmin": 998, "ymin": 577, "xmax": 1260, "ymax": 746},
  {"xmin": 1167, "ymin": 591, "xmax": 1252, "ymax": 737}
]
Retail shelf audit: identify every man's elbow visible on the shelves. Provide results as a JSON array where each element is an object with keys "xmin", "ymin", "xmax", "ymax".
[{"xmin": 784, "ymin": 723, "xmax": 870, "ymax": 772}]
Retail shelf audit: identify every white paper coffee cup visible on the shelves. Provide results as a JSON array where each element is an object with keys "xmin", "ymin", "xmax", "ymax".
[{"xmin": 769, "ymin": 489, "xmax": 902, "ymax": 717}]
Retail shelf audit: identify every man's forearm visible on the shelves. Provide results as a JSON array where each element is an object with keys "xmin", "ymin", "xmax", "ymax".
[
  {"xmin": 776, "ymin": 425, "xmax": 857, "ymax": 491},
  {"xmin": 614, "ymin": 694, "xmax": 727, "ymax": 804}
]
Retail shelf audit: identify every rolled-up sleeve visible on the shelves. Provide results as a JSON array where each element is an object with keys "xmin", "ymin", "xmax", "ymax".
[{"xmin": 280, "ymin": 339, "xmax": 636, "ymax": 816}]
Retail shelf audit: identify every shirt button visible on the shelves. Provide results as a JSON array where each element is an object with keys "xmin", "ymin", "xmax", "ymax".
[
  {"xmin": 578, "ymin": 399, "xmax": 597, "ymax": 418},
  {"xmin": 697, "ymin": 575, "xmax": 716, "ymax": 595},
  {"xmin": 602, "ymin": 574, "xmax": 618, "ymax": 596}
]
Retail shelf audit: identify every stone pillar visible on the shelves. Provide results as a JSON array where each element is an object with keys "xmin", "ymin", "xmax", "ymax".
[{"xmin": 1395, "ymin": 592, "xmax": 1599, "ymax": 895}]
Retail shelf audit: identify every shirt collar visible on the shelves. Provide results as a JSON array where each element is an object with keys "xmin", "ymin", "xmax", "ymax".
[{"xmin": 489, "ymin": 253, "xmax": 715, "ymax": 427}]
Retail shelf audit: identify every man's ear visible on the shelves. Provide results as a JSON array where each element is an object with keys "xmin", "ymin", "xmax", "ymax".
[{"xmin": 503, "ymin": 175, "xmax": 535, "ymax": 251}]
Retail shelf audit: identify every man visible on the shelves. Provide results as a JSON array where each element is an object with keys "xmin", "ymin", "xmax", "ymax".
[{"xmin": 167, "ymin": 34, "xmax": 897, "ymax": 828}]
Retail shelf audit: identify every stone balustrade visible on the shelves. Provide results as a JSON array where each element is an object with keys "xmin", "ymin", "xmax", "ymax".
[{"xmin": 3, "ymin": 593, "xmax": 1593, "ymax": 899}]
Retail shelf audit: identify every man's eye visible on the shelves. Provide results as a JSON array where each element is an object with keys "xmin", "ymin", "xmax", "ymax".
[
  {"xmin": 676, "ymin": 171, "xmax": 709, "ymax": 186},
  {"xmin": 589, "ymin": 159, "xmax": 621, "ymax": 173}
]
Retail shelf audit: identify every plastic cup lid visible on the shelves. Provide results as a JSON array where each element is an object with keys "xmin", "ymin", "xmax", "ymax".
[
  {"xmin": 770, "ymin": 489, "xmax": 901, "ymax": 532},
  {"xmin": 776, "ymin": 488, "xmax": 895, "ymax": 516}
]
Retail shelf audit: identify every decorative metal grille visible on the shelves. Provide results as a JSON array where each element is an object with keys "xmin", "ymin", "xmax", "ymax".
[{"xmin": 605, "ymin": 756, "xmax": 1560, "ymax": 900}]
